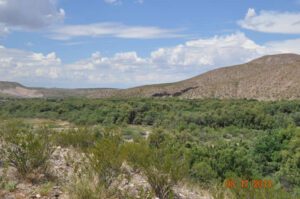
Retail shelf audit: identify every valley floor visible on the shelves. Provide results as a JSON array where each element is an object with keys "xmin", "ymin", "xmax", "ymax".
[{"xmin": 0, "ymin": 98, "xmax": 299, "ymax": 199}]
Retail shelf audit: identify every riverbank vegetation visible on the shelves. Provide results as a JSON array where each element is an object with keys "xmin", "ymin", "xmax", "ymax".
[{"xmin": 0, "ymin": 98, "xmax": 299, "ymax": 198}]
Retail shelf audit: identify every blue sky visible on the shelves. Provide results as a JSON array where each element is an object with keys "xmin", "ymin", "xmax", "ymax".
[{"xmin": 0, "ymin": 0, "xmax": 300, "ymax": 88}]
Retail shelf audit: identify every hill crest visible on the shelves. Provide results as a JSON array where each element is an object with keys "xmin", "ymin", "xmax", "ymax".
[{"xmin": 1, "ymin": 53, "xmax": 300, "ymax": 100}]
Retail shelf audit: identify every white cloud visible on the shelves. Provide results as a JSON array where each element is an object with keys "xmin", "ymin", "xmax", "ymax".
[
  {"xmin": 0, "ymin": 0, "xmax": 64, "ymax": 31},
  {"xmin": 266, "ymin": 38, "xmax": 300, "ymax": 54},
  {"xmin": 0, "ymin": 0, "xmax": 6, "ymax": 5},
  {"xmin": 104, "ymin": 0, "xmax": 122, "ymax": 5},
  {"xmin": 239, "ymin": 8, "xmax": 300, "ymax": 34},
  {"xmin": 150, "ymin": 32, "xmax": 268, "ymax": 68},
  {"xmin": 0, "ymin": 23, "xmax": 9, "ymax": 35},
  {"xmin": 50, "ymin": 22, "xmax": 182, "ymax": 40},
  {"xmin": 1, "ymin": 32, "xmax": 300, "ymax": 88},
  {"xmin": 0, "ymin": 47, "xmax": 61, "ymax": 81}
]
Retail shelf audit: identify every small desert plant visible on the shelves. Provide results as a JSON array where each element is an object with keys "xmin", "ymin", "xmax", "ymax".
[
  {"xmin": 52, "ymin": 128, "xmax": 97, "ymax": 150},
  {"xmin": 190, "ymin": 161, "xmax": 218, "ymax": 184},
  {"xmin": 3, "ymin": 181, "xmax": 17, "ymax": 192},
  {"xmin": 69, "ymin": 177, "xmax": 104, "ymax": 199},
  {"xmin": 142, "ymin": 149, "xmax": 187, "ymax": 199},
  {"xmin": 0, "ymin": 170, "xmax": 17, "ymax": 193},
  {"xmin": 209, "ymin": 184, "xmax": 232, "ymax": 199},
  {"xmin": 3, "ymin": 125, "xmax": 53, "ymax": 178},
  {"xmin": 88, "ymin": 134, "xmax": 124, "ymax": 187},
  {"xmin": 38, "ymin": 182, "xmax": 55, "ymax": 196},
  {"xmin": 145, "ymin": 131, "xmax": 189, "ymax": 199},
  {"xmin": 144, "ymin": 167, "xmax": 175, "ymax": 199},
  {"xmin": 68, "ymin": 169, "xmax": 122, "ymax": 199},
  {"xmin": 123, "ymin": 139, "xmax": 188, "ymax": 199}
]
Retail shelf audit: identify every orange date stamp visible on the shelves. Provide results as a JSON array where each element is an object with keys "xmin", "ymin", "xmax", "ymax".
[{"xmin": 225, "ymin": 179, "xmax": 272, "ymax": 189}]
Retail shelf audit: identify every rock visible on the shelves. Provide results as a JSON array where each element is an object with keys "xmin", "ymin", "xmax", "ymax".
[
  {"xmin": 49, "ymin": 146, "xmax": 85, "ymax": 182},
  {"xmin": 3, "ymin": 195, "xmax": 16, "ymax": 199},
  {"xmin": 4, "ymin": 167, "xmax": 18, "ymax": 182},
  {"xmin": 54, "ymin": 192, "xmax": 60, "ymax": 197},
  {"xmin": 15, "ymin": 193, "xmax": 26, "ymax": 199},
  {"xmin": 51, "ymin": 187, "xmax": 62, "ymax": 198},
  {"xmin": 173, "ymin": 184, "xmax": 212, "ymax": 199},
  {"xmin": 16, "ymin": 183, "xmax": 27, "ymax": 190}
]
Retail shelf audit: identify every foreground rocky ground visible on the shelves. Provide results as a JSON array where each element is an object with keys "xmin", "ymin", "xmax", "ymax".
[{"xmin": 0, "ymin": 146, "xmax": 212, "ymax": 199}]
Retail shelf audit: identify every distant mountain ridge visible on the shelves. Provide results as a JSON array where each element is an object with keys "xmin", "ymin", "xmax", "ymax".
[{"xmin": 1, "ymin": 53, "xmax": 300, "ymax": 100}]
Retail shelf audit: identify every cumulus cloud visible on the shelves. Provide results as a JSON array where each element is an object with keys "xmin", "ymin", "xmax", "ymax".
[
  {"xmin": 239, "ymin": 8, "xmax": 300, "ymax": 34},
  {"xmin": 0, "ymin": 0, "xmax": 64, "ymax": 31},
  {"xmin": 50, "ymin": 23, "xmax": 182, "ymax": 40},
  {"xmin": 150, "ymin": 32, "xmax": 268, "ymax": 68},
  {"xmin": 1, "ymin": 32, "xmax": 300, "ymax": 88},
  {"xmin": 265, "ymin": 38, "xmax": 300, "ymax": 54},
  {"xmin": 0, "ymin": 23, "xmax": 9, "ymax": 35},
  {"xmin": 0, "ymin": 47, "xmax": 61, "ymax": 81}
]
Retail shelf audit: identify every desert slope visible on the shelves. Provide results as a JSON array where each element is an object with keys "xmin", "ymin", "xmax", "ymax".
[
  {"xmin": 119, "ymin": 53, "xmax": 300, "ymax": 100},
  {"xmin": 1, "ymin": 53, "xmax": 300, "ymax": 100},
  {"xmin": 0, "ymin": 82, "xmax": 118, "ymax": 98},
  {"xmin": 181, "ymin": 53, "xmax": 300, "ymax": 100}
]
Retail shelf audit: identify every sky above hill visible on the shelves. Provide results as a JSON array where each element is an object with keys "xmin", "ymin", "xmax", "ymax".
[{"xmin": 0, "ymin": 0, "xmax": 300, "ymax": 88}]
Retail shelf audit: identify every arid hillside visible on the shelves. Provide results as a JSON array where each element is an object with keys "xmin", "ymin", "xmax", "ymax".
[
  {"xmin": 0, "ymin": 83, "xmax": 119, "ymax": 98},
  {"xmin": 1, "ymin": 53, "xmax": 300, "ymax": 100},
  {"xmin": 130, "ymin": 53, "xmax": 300, "ymax": 100}
]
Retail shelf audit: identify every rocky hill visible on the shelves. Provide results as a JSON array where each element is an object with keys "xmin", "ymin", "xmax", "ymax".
[
  {"xmin": 119, "ymin": 53, "xmax": 300, "ymax": 100},
  {"xmin": 1, "ymin": 53, "xmax": 300, "ymax": 100},
  {"xmin": 0, "ymin": 82, "xmax": 119, "ymax": 98}
]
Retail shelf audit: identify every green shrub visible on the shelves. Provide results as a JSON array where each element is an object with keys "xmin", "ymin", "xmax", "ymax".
[
  {"xmin": 69, "ymin": 176, "xmax": 110, "ymax": 199},
  {"xmin": 38, "ymin": 182, "xmax": 55, "ymax": 197},
  {"xmin": 143, "ymin": 147, "xmax": 188, "ymax": 199},
  {"xmin": 123, "ymin": 137, "xmax": 188, "ymax": 199},
  {"xmin": 190, "ymin": 162, "xmax": 217, "ymax": 184},
  {"xmin": 3, "ymin": 181, "xmax": 17, "ymax": 192},
  {"xmin": 1, "ymin": 99, "xmax": 300, "ymax": 197},
  {"xmin": 53, "ymin": 128, "xmax": 96, "ymax": 150},
  {"xmin": 88, "ymin": 134, "xmax": 124, "ymax": 187},
  {"xmin": 3, "ymin": 125, "xmax": 53, "ymax": 178}
]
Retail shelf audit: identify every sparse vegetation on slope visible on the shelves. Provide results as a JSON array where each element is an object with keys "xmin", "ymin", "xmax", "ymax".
[{"xmin": 1, "ymin": 54, "xmax": 300, "ymax": 100}]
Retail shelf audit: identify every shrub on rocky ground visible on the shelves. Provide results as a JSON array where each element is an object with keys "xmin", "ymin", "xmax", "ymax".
[
  {"xmin": 1, "ymin": 122, "xmax": 53, "ymax": 180},
  {"xmin": 122, "ymin": 130, "xmax": 189, "ymax": 199},
  {"xmin": 88, "ymin": 134, "xmax": 124, "ymax": 188}
]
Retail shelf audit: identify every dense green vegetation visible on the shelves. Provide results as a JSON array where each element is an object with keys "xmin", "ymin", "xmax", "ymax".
[
  {"xmin": 0, "ymin": 98, "xmax": 299, "ymax": 198},
  {"xmin": 1, "ymin": 98, "xmax": 300, "ymax": 129}
]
